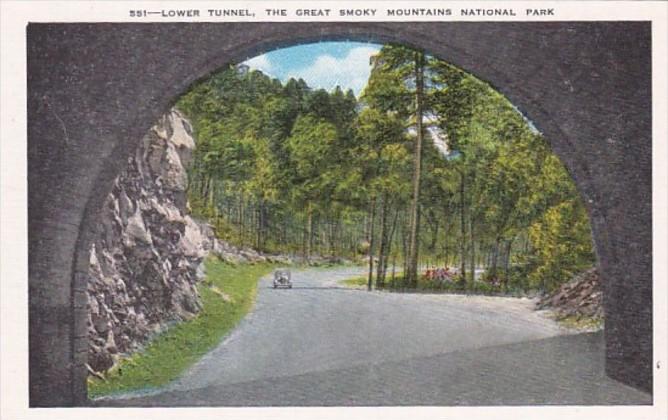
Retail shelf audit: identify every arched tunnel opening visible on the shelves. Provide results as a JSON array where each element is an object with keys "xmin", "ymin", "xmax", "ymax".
[{"xmin": 26, "ymin": 22, "xmax": 653, "ymax": 407}]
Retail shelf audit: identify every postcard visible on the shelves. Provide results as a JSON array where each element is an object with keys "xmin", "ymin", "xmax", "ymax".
[{"xmin": 1, "ymin": 1, "xmax": 667, "ymax": 419}]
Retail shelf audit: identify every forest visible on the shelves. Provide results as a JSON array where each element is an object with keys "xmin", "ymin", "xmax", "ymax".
[{"xmin": 177, "ymin": 44, "xmax": 595, "ymax": 293}]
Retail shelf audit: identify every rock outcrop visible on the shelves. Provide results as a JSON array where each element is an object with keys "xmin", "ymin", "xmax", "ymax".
[
  {"xmin": 86, "ymin": 109, "xmax": 344, "ymax": 374},
  {"xmin": 86, "ymin": 110, "xmax": 214, "ymax": 373},
  {"xmin": 536, "ymin": 268, "xmax": 603, "ymax": 319}
]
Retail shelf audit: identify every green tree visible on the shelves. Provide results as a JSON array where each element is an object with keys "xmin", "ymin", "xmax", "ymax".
[
  {"xmin": 285, "ymin": 115, "xmax": 340, "ymax": 260},
  {"xmin": 176, "ymin": 47, "xmax": 595, "ymax": 294}
]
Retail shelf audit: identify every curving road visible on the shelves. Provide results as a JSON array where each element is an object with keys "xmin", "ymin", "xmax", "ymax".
[{"xmin": 97, "ymin": 266, "xmax": 651, "ymax": 406}]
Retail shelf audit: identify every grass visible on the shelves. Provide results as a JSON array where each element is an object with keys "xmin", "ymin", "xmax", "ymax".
[
  {"xmin": 339, "ymin": 273, "xmax": 527, "ymax": 296},
  {"xmin": 87, "ymin": 258, "xmax": 274, "ymax": 398},
  {"xmin": 339, "ymin": 276, "xmax": 368, "ymax": 288},
  {"xmin": 553, "ymin": 314, "xmax": 604, "ymax": 331}
]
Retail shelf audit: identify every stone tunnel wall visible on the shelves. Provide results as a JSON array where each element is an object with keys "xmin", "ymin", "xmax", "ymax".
[{"xmin": 26, "ymin": 22, "xmax": 653, "ymax": 406}]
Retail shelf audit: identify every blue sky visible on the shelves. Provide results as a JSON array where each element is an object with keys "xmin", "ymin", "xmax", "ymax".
[{"xmin": 242, "ymin": 42, "xmax": 382, "ymax": 96}]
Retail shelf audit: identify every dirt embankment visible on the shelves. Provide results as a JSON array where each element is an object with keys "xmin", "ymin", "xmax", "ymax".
[{"xmin": 536, "ymin": 268, "xmax": 603, "ymax": 327}]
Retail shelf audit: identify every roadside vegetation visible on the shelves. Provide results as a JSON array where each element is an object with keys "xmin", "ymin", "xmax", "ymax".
[
  {"xmin": 338, "ymin": 272, "xmax": 604, "ymax": 332},
  {"xmin": 178, "ymin": 43, "xmax": 594, "ymax": 296},
  {"xmin": 87, "ymin": 42, "xmax": 599, "ymax": 399},
  {"xmin": 339, "ymin": 273, "xmax": 525, "ymax": 296},
  {"xmin": 339, "ymin": 276, "xmax": 368, "ymax": 288},
  {"xmin": 88, "ymin": 258, "xmax": 274, "ymax": 398},
  {"xmin": 553, "ymin": 314, "xmax": 604, "ymax": 332}
]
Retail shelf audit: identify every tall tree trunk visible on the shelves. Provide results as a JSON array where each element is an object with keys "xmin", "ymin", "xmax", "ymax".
[
  {"xmin": 459, "ymin": 171, "xmax": 467, "ymax": 282},
  {"xmin": 491, "ymin": 236, "xmax": 501, "ymax": 278},
  {"xmin": 302, "ymin": 205, "xmax": 310, "ymax": 261},
  {"xmin": 207, "ymin": 177, "xmax": 215, "ymax": 208},
  {"xmin": 367, "ymin": 197, "xmax": 377, "ymax": 291},
  {"xmin": 238, "ymin": 193, "xmax": 245, "ymax": 246},
  {"xmin": 414, "ymin": 204, "xmax": 422, "ymax": 280},
  {"xmin": 429, "ymin": 211, "xmax": 439, "ymax": 254},
  {"xmin": 406, "ymin": 51, "xmax": 426, "ymax": 287},
  {"xmin": 486, "ymin": 248, "xmax": 492, "ymax": 270},
  {"xmin": 401, "ymin": 220, "xmax": 409, "ymax": 284},
  {"xmin": 382, "ymin": 206, "xmax": 400, "ymax": 285},
  {"xmin": 310, "ymin": 215, "xmax": 317, "ymax": 259},
  {"xmin": 442, "ymin": 213, "xmax": 451, "ymax": 267},
  {"xmin": 469, "ymin": 218, "xmax": 476, "ymax": 285},
  {"xmin": 503, "ymin": 237, "xmax": 515, "ymax": 286},
  {"xmin": 376, "ymin": 195, "xmax": 388, "ymax": 287},
  {"xmin": 261, "ymin": 202, "xmax": 269, "ymax": 250},
  {"xmin": 281, "ymin": 213, "xmax": 287, "ymax": 245},
  {"xmin": 329, "ymin": 217, "xmax": 339, "ymax": 256},
  {"xmin": 200, "ymin": 174, "xmax": 210, "ymax": 199},
  {"xmin": 306, "ymin": 206, "xmax": 314, "ymax": 263},
  {"xmin": 256, "ymin": 200, "xmax": 262, "ymax": 250},
  {"xmin": 226, "ymin": 192, "xmax": 232, "ymax": 221}
]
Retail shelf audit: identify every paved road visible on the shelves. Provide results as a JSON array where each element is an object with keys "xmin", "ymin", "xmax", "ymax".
[{"xmin": 97, "ymin": 267, "xmax": 651, "ymax": 406}]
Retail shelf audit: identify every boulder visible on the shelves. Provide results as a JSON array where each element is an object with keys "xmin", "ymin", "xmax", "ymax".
[
  {"xmin": 179, "ymin": 217, "xmax": 207, "ymax": 258},
  {"xmin": 124, "ymin": 207, "xmax": 152, "ymax": 247}
]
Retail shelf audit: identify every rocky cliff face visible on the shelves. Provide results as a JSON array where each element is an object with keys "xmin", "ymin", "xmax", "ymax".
[
  {"xmin": 86, "ymin": 109, "xmax": 309, "ymax": 374},
  {"xmin": 86, "ymin": 109, "xmax": 215, "ymax": 373}
]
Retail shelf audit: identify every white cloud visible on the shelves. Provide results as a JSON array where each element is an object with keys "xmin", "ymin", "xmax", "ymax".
[
  {"xmin": 297, "ymin": 46, "xmax": 379, "ymax": 95},
  {"xmin": 244, "ymin": 54, "xmax": 274, "ymax": 75},
  {"xmin": 242, "ymin": 46, "xmax": 380, "ymax": 96}
]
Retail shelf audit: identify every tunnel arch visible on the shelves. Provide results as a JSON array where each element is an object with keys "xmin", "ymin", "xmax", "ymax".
[{"xmin": 27, "ymin": 22, "xmax": 652, "ymax": 406}]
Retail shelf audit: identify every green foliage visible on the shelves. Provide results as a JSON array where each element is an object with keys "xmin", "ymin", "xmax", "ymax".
[
  {"xmin": 88, "ymin": 259, "xmax": 275, "ymax": 397},
  {"xmin": 286, "ymin": 115, "xmax": 339, "ymax": 202},
  {"xmin": 526, "ymin": 200, "xmax": 595, "ymax": 291},
  {"xmin": 178, "ymin": 65, "xmax": 365, "ymax": 255},
  {"xmin": 555, "ymin": 314, "xmax": 604, "ymax": 331},
  {"xmin": 338, "ymin": 276, "xmax": 369, "ymax": 288},
  {"xmin": 176, "ymin": 46, "xmax": 595, "ymax": 293},
  {"xmin": 87, "ymin": 46, "xmax": 599, "ymax": 400},
  {"xmin": 367, "ymin": 273, "xmax": 525, "ymax": 296}
]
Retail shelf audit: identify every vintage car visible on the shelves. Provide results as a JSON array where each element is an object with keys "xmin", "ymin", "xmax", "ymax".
[{"xmin": 273, "ymin": 269, "xmax": 292, "ymax": 289}]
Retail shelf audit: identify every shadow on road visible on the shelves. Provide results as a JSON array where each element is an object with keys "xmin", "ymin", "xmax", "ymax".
[
  {"xmin": 95, "ymin": 332, "xmax": 651, "ymax": 407},
  {"xmin": 264, "ymin": 286, "xmax": 359, "ymax": 291}
]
